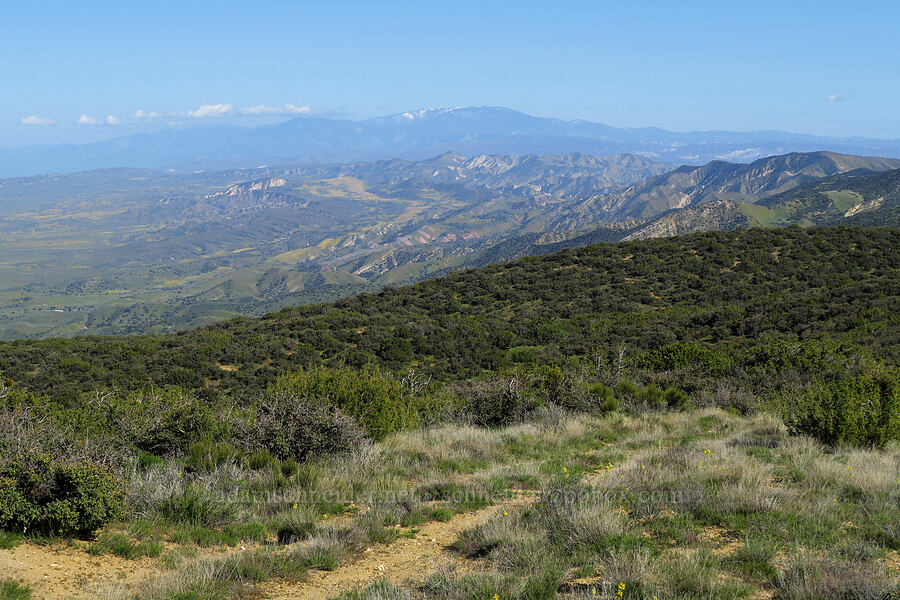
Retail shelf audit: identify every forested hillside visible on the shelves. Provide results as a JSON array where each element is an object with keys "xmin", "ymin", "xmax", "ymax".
[{"xmin": 3, "ymin": 226, "xmax": 897, "ymax": 404}]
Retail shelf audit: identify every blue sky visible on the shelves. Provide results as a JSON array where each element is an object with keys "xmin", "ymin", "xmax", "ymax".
[{"xmin": 3, "ymin": 0, "xmax": 899, "ymax": 147}]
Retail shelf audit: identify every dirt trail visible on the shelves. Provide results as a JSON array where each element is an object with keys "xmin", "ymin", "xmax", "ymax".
[
  {"xmin": 259, "ymin": 458, "xmax": 642, "ymax": 599},
  {"xmin": 259, "ymin": 494, "xmax": 534, "ymax": 600},
  {"xmin": 0, "ymin": 541, "xmax": 162, "ymax": 600}
]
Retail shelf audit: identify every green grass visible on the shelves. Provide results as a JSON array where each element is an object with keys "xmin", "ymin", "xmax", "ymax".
[
  {"xmin": 0, "ymin": 531, "xmax": 23, "ymax": 550},
  {"xmin": 0, "ymin": 580, "xmax": 31, "ymax": 600},
  {"xmin": 725, "ymin": 536, "xmax": 780, "ymax": 581},
  {"xmin": 89, "ymin": 532, "xmax": 164, "ymax": 559},
  {"xmin": 169, "ymin": 523, "xmax": 269, "ymax": 547}
]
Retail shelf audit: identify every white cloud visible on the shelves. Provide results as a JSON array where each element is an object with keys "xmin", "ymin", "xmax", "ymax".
[
  {"xmin": 826, "ymin": 93, "xmax": 845, "ymax": 102},
  {"xmin": 77, "ymin": 114, "xmax": 121, "ymax": 126},
  {"xmin": 239, "ymin": 103, "xmax": 311, "ymax": 116},
  {"xmin": 187, "ymin": 103, "xmax": 233, "ymax": 118},
  {"xmin": 68, "ymin": 103, "xmax": 310, "ymax": 126},
  {"xmin": 20, "ymin": 115, "xmax": 56, "ymax": 126}
]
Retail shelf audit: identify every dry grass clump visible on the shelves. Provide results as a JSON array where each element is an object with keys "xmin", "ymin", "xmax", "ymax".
[
  {"xmin": 774, "ymin": 552, "xmax": 898, "ymax": 600},
  {"xmin": 613, "ymin": 437, "xmax": 779, "ymax": 521},
  {"xmin": 660, "ymin": 549, "xmax": 752, "ymax": 599},
  {"xmin": 595, "ymin": 547, "xmax": 660, "ymax": 591},
  {"xmin": 331, "ymin": 579, "xmax": 415, "ymax": 600}
]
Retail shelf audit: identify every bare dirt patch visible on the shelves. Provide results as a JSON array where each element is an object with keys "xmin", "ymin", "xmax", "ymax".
[{"xmin": 0, "ymin": 541, "xmax": 161, "ymax": 600}]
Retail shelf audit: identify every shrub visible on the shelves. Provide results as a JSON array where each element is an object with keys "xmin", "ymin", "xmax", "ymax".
[
  {"xmin": 276, "ymin": 513, "xmax": 316, "ymax": 545},
  {"xmin": 0, "ymin": 454, "xmax": 125, "ymax": 537},
  {"xmin": 642, "ymin": 384, "xmax": 665, "ymax": 410},
  {"xmin": 663, "ymin": 387, "xmax": 692, "ymax": 410},
  {"xmin": 447, "ymin": 376, "xmax": 544, "ymax": 427},
  {"xmin": 246, "ymin": 394, "xmax": 367, "ymax": 462},
  {"xmin": 784, "ymin": 369, "xmax": 900, "ymax": 447},
  {"xmin": 271, "ymin": 366, "xmax": 435, "ymax": 439},
  {"xmin": 590, "ymin": 384, "xmax": 620, "ymax": 413},
  {"xmin": 636, "ymin": 341, "xmax": 733, "ymax": 377},
  {"xmin": 246, "ymin": 449, "xmax": 279, "ymax": 471},
  {"xmin": 185, "ymin": 440, "xmax": 240, "ymax": 473},
  {"xmin": 156, "ymin": 488, "xmax": 235, "ymax": 528},
  {"xmin": 110, "ymin": 388, "xmax": 223, "ymax": 456}
]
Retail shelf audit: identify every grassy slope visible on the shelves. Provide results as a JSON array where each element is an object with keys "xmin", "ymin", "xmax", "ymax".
[{"xmin": 11, "ymin": 410, "xmax": 896, "ymax": 599}]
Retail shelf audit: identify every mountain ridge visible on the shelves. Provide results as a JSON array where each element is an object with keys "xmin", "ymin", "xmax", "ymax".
[
  {"xmin": 5, "ymin": 106, "xmax": 900, "ymax": 178},
  {"xmin": 590, "ymin": 151, "xmax": 900, "ymax": 221},
  {"xmin": 625, "ymin": 166, "xmax": 900, "ymax": 240}
]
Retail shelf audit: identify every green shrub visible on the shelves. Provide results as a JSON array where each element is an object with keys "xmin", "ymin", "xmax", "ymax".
[
  {"xmin": 110, "ymin": 388, "xmax": 224, "ymax": 456},
  {"xmin": 156, "ymin": 488, "xmax": 234, "ymax": 527},
  {"xmin": 642, "ymin": 384, "xmax": 665, "ymax": 410},
  {"xmin": 590, "ymin": 384, "xmax": 620, "ymax": 413},
  {"xmin": 271, "ymin": 366, "xmax": 433, "ymax": 439},
  {"xmin": 663, "ymin": 387, "xmax": 692, "ymax": 410},
  {"xmin": 185, "ymin": 440, "xmax": 240, "ymax": 473},
  {"xmin": 448, "ymin": 375, "xmax": 545, "ymax": 427},
  {"xmin": 785, "ymin": 369, "xmax": 900, "ymax": 447},
  {"xmin": 276, "ymin": 513, "xmax": 317, "ymax": 544},
  {"xmin": 279, "ymin": 458, "xmax": 299, "ymax": 478},
  {"xmin": 636, "ymin": 342, "xmax": 733, "ymax": 377},
  {"xmin": 0, "ymin": 454, "xmax": 125, "ymax": 537},
  {"xmin": 135, "ymin": 452, "xmax": 166, "ymax": 472},
  {"xmin": 616, "ymin": 380, "xmax": 641, "ymax": 402},
  {"xmin": 246, "ymin": 449, "xmax": 279, "ymax": 471}
]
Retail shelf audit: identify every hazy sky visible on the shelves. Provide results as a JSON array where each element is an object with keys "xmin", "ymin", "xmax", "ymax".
[{"xmin": 4, "ymin": 0, "xmax": 900, "ymax": 147}]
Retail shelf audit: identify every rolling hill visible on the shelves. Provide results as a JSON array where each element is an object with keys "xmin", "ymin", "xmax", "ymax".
[{"xmin": 0, "ymin": 153, "xmax": 664, "ymax": 338}]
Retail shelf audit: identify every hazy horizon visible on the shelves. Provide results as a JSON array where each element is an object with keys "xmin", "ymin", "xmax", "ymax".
[
  {"xmin": 5, "ymin": 0, "xmax": 900, "ymax": 149},
  {"xmin": 6, "ymin": 104, "xmax": 900, "ymax": 153}
]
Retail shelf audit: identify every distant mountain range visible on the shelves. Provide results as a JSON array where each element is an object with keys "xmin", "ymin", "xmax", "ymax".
[
  {"xmin": 4, "ymin": 106, "xmax": 900, "ymax": 178},
  {"xmin": 1, "ymin": 149, "xmax": 898, "ymax": 338}
]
